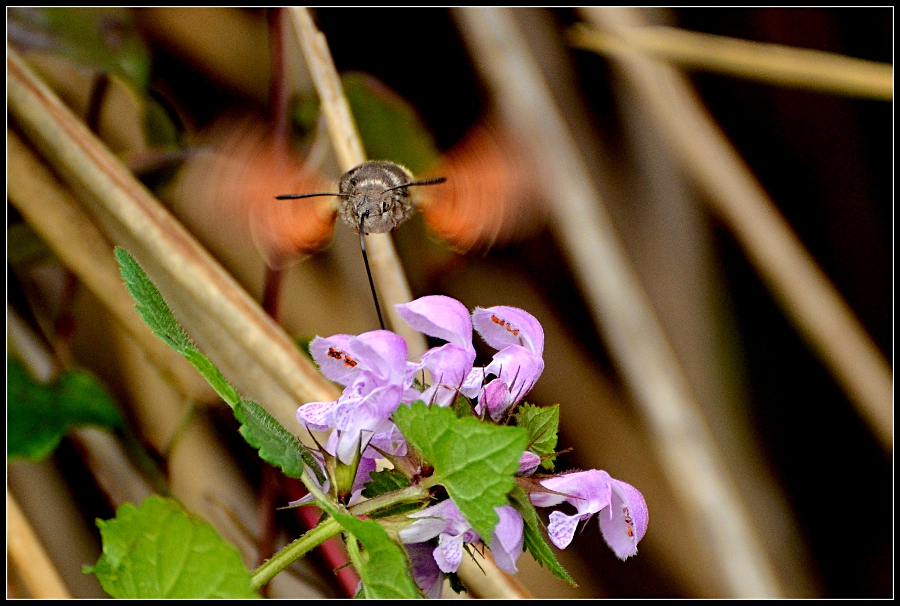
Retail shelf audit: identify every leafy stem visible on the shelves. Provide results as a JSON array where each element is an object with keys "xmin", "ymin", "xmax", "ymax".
[
  {"xmin": 250, "ymin": 481, "xmax": 430, "ymax": 592},
  {"xmin": 249, "ymin": 516, "xmax": 342, "ymax": 592},
  {"xmin": 348, "ymin": 482, "xmax": 431, "ymax": 517}
]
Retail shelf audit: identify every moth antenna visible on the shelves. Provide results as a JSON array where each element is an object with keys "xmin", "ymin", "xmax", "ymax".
[
  {"xmin": 382, "ymin": 176, "xmax": 447, "ymax": 193},
  {"xmin": 359, "ymin": 213, "xmax": 387, "ymax": 330},
  {"xmin": 274, "ymin": 192, "xmax": 351, "ymax": 200}
]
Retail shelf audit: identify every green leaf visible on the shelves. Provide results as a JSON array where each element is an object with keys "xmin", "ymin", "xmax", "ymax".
[
  {"xmin": 514, "ymin": 403, "xmax": 560, "ymax": 471},
  {"xmin": 115, "ymin": 247, "xmax": 193, "ymax": 354},
  {"xmin": 360, "ymin": 469, "xmax": 421, "ymax": 517},
  {"xmin": 508, "ymin": 485, "xmax": 576, "ymax": 586},
  {"xmin": 452, "ymin": 393, "xmax": 474, "ymax": 419},
  {"xmin": 183, "ymin": 348, "xmax": 241, "ymax": 408},
  {"xmin": 329, "ymin": 509, "xmax": 421, "ymax": 599},
  {"xmin": 290, "ymin": 94, "xmax": 320, "ymax": 142},
  {"xmin": 142, "ymin": 95, "xmax": 181, "ymax": 148},
  {"xmin": 9, "ymin": 8, "xmax": 152, "ymax": 91},
  {"xmin": 392, "ymin": 401, "xmax": 528, "ymax": 540},
  {"xmin": 115, "ymin": 247, "xmax": 324, "ymax": 486},
  {"xmin": 8, "ymin": 357, "xmax": 122, "ymax": 461},
  {"xmin": 362, "ymin": 468, "xmax": 412, "ymax": 498},
  {"xmin": 343, "ymin": 73, "xmax": 441, "ymax": 176},
  {"xmin": 116, "ymin": 247, "xmax": 248, "ymax": 409},
  {"xmin": 86, "ymin": 496, "xmax": 259, "ymax": 598},
  {"xmin": 235, "ymin": 399, "xmax": 325, "ymax": 486}
]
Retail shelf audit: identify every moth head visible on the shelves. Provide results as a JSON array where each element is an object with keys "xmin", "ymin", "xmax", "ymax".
[{"xmin": 276, "ymin": 160, "xmax": 445, "ymax": 234}]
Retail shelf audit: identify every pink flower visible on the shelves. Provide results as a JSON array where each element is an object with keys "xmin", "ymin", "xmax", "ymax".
[
  {"xmin": 396, "ymin": 295, "xmax": 477, "ymax": 407},
  {"xmin": 469, "ymin": 306, "xmax": 545, "ymax": 418},
  {"xmin": 517, "ymin": 451, "xmax": 541, "ymax": 475},
  {"xmin": 530, "ymin": 469, "xmax": 648, "ymax": 559},
  {"xmin": 396, "ymin": 296, "xmax": 546, "ymax": 416},
  {"xmin": 405, "ymin": 542, "xmax": 444, "ymax": 599},
  {"xmin": 399, "ymin": 499, "xmax": 524, "ymax": 575},
  {"xmin": 297, "ymin": 330, "xmax": 419, "ymax": 464}
]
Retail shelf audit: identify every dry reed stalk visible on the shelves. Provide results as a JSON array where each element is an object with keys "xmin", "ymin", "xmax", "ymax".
[
  {"xmin": 7, "ymin": 490, "xmax": 72, "ymax": 599},
  {"xmin": 7, "ymin": 128, "xmax": 214, "ymax": 404},
  {"xmin": 453, "ymin": 7, "xmax": 782, "ymax": 597},
  {"xmin": 580, "ymin": 7, "xmax": 892, "ymax": 452},
  {"xmin": 8, "ymin": 47, "xmax": 337, "ymax": 437},
  {"xmin": 568, "ymin": 22, "xmax": 893, "ymax": 100},
  {"xmin": 288, "ymin": 8, "xmax": 428, "ymax": 354}
]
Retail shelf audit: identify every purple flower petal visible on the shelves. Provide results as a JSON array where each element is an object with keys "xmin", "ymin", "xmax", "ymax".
[
  {"xmin": 598, "ymin": 479, "xmax": 649, "ymax": 560},
  {"xmin": 434, "ymin": 532, "xmax": 465, "ymax": 573},
  {"xmin": 348, "ymin": 456, "xmax": 377, "ymax": 505},
  {"xmin": 400, "ymin": 500, "xmax": 524, "ymax": 580},
  {"xmin": 365, "ymin": 420, "xmax": 408, "ymax": 458},
  {"xmin": 419, "ymin": 343, "xmax": 477, "ymax": 406},
  {"xmin": 461, "ymin": 367, "xmax": 487, "ymax": 399},
  {"xmin": 546, "ymin": 510, "xmax": 581, "ymax": 549},
  {"xmin": 287, "ymin": 492, "xmax": 317, "ymax": 507},
  {"xmin": 335, "ymin": 432, "xmax": 363, "ymax": 467},
  {"xmin": 472, "ymin": 306, "xmax": 544, "ymax": 357},
  {"xmin": 483, "ymin": 345, "xmax": 544, "ymax": 404},
  {"xmin": 396, "ymin": 295, "xmax": 474, "ymax": 352},
  {"xmin": 405, "ymin": 542, "xmax": 444, "ymax": 599},
  {"xmin": 399, "ymin": 499, "xmax": 462, "ymax": 544},
  {"xmin": 334, "ymin": 383, "xmax": 403, "ymax": 464},
  {"xmin": 349, "ymin": 330, "xmax": 409, "ymax": 384},
  {"xmin": 309, "ymin": 334, "xmax": 361, "ymax": 385},
  {"xmin": 517, "ymin": 451, "xmax": 541, "ymax": 475},
  {"xmin": 490, "ymin": 505, "xmax": 524, "ymax": 574},
  {"xmin": 475, "ymin": 377, "xmax": 512, "ymax": 420},
  {"xmin": 402, "ymin": 385, "xmax": 425, "ymax": 404},
  {"xmin": 296, "ymin": 400, "xmax": 336, "ymax": 432},
  {"xmin": 531, "ymin": 470, "xmax": 648, "ymax": 556},
  {"xmin": 531, "ymin": 469, "xmax": 613, "ymax": 515}
]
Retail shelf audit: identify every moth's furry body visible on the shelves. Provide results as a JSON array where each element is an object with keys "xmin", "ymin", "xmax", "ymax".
[
  {"xmin": 337, "ymin": 161, "xmax": 417, "ymax": 234},
  {"xmin": 276, "ymin": 160, "xmax": 444, "ymax": 235},
  {"xmin": 274, "ymin": 161, "xmax": 446, "ymax": 327}
]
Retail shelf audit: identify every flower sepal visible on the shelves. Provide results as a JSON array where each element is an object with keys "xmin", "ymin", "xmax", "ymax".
[
  {"xmin": 365, "ymin": 441, "xmax": 430, "ymax": 486},
  {"xmin": 331, "ymin": 449, "xmax": 363, "ymax": 503}
]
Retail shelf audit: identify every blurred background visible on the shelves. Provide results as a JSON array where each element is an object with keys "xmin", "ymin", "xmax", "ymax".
[{"xmin": 7, "ymin": 7, "xmax": 892, "ymax": 599}]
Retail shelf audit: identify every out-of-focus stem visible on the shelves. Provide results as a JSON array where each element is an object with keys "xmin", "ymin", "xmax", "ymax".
[
  {"xmin": 568, "ymin": 23, "xmax": 893, "ymax": 101},
  {"xmin": 453, "ymin": 7, "xmax": 782, "ymax": 598},
  {"xmin": 288, "ymin": 8, "xmax": 428, "ymax": 354},
  {"xmin": 580, "ymin": 8, "xmax": 892, "ymax": 452},
  {"xmin": 7, "ymin": 490, "xmax": 72, "ymax": 599},
  {"xmin": 7, "ymin": 127, "xmax": 213, "ymax": 404},
  {"xmin": 8, "ymin": 47, "xmax": 339, "ymax": 436}
]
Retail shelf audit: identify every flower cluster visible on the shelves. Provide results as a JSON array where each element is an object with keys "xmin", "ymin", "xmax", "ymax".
[
  {"xmin": 297, "ymin": 295, "xmax": 545, "ymax": 466},
  {"xmin": 296, "ymin": 295, "xmax": 647, "ymax": 597}
]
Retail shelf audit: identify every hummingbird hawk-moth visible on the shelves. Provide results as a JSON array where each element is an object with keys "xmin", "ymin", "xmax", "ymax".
[
  {"xmin": 276, "ymin": 160, "xmax": 447, "ymax": 329},
  {"xmin": 275, "ymin": 160, "xmax": 446, "ymax": 235},
  {"xmin": 170, "ymin": 118, "xmax": 543, "ymax": 327}
]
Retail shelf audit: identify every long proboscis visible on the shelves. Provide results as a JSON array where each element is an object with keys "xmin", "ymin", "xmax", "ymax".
[
  {"xmin": 273, "ymin": 176, "xmax": 446, "ymax": 330},
  {"xmin": 359, "ymin": 213, "xmax": 386, "ymax": 330}
]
